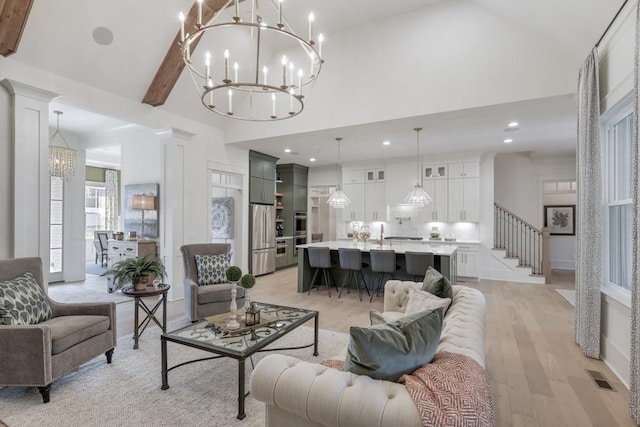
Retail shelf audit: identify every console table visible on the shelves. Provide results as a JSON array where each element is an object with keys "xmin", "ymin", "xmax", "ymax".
[{"xmin": 107, "ymin": 239, "xmax": 157, "ymax": 268}]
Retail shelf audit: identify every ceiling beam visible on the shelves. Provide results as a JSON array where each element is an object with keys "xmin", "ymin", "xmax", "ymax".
[
  {"xmin": 0, "ymin": 0, "xmax": 35, "ymax": 57},
  {"xmin": 142, "ymin": 0, "xmax": 228, "ymax": 107}
]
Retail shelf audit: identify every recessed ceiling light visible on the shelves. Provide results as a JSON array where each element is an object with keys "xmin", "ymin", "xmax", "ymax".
[
  {"xmin": 383, "ymin": 140, "xmax": 391, "ymax": 146},
  {"xmin": 284, "ymin": 148, "xmax": 291, "ymax": 153},
  {"xmin": 507, "ymin": 121, "xmax": 519, "ymax": 127},
  {"xmin": 504, "ymin": 138, "xmax": 513, "ymax": 143},
  {"xmin": 309, "ymin": 158, "xmax": 316, "ymax": 162}
]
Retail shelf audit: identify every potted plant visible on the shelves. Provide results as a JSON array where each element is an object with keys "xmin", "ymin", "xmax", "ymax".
[
  {"xmin": 225, "ymin": 266, "xmax": 243, "ymax": 283},
  {"xmin": 240, "ymin": 274, "xmax": 256, "ymax": 309},
  {"xmin": 109, "ymin": 255, "xmax": 166, "ymax": 291}
]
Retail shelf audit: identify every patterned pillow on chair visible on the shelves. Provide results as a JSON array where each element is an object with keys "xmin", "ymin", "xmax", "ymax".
[
  {"xmin": 195, "ymin": 253, "xmax": 231, "ymax": 285},
  {"xmin": 0, "ymin": 272, "xmax": 52, "ymax": 325}
]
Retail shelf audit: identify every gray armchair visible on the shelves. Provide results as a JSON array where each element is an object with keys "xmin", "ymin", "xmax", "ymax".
[
  {"xmin": 181, "ymin": 243, "xmax": 245, "ymax": 322},
  {"xmin": 0, "ymin": 257, "xmax": 116, "ymax": 403}
]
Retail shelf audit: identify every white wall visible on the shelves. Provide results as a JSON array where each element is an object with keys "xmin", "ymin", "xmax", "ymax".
[
  {"xmin": 0, "ymin": 82, "xmax": 12, "ymax": 259},
  {"xmin": 595, "ymin": 0, "xmax": 636, "ymax": 387},
  {"xmin": 225, "ymin": 0, "xmax": 583, "ymax": 144}
]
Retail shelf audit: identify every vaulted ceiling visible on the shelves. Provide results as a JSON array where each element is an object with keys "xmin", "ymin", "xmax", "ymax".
[{"xmin": 2, "ymin": 0, "xmax": 624, "ymax": 166}]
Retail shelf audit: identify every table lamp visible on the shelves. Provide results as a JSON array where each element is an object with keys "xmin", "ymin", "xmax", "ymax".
[{"xmin": 132, "ymin": 194, "xmax": 156, "ymax": 239}]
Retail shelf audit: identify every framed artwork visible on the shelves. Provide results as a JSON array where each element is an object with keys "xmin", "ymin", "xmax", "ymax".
[
  {"xmin": 544, "ymin": 205, "xmax": 575, "ymax": 236},
  {"xmin": 211, "ymin": 197, "xmax": 234, "ymax": 239},
  {"xmin": 124, "ymin": 183, "xmax": 159, "ymax": 239}
]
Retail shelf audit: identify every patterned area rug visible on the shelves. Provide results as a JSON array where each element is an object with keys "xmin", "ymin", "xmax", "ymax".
[
  {"xmin": 48, "ymin": 284, "xmax": 131, "ymax": 305},
  {"xmin": 85, "ymin": 263, "xmax": 108, "ymax": 276},
  {"xmin": 555, "ymin": 289, "xmax": 576, "ymax": 307},
  {"xmin": 0, "ymin": 320, "xmax": 349, "ymax": 427}
]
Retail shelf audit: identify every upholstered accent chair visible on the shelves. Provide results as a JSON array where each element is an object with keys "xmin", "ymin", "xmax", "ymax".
[
  {"xmin": 181, "ymin": 243, "xmax": 246, "ymax": 322},
  {"xmin": 0, "ymin": 257, "xmax": 116, "ymax": 403}
]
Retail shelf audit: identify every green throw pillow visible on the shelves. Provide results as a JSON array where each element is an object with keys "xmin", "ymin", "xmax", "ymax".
[
  {"xmin": 344, "ymin": 308, "xmax": 444, "ymax": 382},
  {"xmin": 0, "ymin": 272, "xmax": 52, "ymax": 325},
  {"xmin": 421, "ymin": 266, "xmax": 453, "ymax": 300}
]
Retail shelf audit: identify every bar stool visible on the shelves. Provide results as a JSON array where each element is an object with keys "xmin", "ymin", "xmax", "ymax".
[
  {"xmin": 307, "ymin": 247, "xmax": 338, "ymax": 297},
  {"xmin": 338, "ymin": 248, "xmax": 370, "ymax": 301},
  {"xmin": 369, "ymin": 249, "xmax": 401, "ymax": 302},
  {"xmin": 404, "ymin": 251, "xmax": 434, "ymax": 281}
]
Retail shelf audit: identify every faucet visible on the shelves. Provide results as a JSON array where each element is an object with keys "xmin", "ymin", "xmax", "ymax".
[{"xmin": 394, "ymin": 217, "xmax": 410, "ymax": 225}]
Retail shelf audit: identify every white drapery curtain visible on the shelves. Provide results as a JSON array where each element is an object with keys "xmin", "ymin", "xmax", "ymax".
[
  {"xmin": 105, "ymin": 169, "xmax": 119, "ymax": 231},
  {"xmin": 629, "ymin": 2, "xmax": 640, "ymax": 422},
  {"xmin": 575, "ymin": 48, "xmax": 603, "ymax": 359}
]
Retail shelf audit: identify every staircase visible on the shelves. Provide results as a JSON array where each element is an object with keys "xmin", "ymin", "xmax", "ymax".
[{"xmin": 493, "ymin": 203, "xmax": 549, "ymax": 283}]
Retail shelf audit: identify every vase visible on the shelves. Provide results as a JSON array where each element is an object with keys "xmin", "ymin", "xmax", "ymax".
[
  {"xmin": 133, "ymin": 276, "xmax": 149, "ymax": 291},
  {"xmin": 226, "ymin": 281, "xmax": 240, "ymax": 330},
  {"xmin": 243, "ymin": 288, "xmax": 251, "ymax": 310}
]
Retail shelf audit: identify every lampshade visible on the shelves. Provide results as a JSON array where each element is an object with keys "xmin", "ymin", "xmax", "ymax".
[
  {"xmin": 327, "ymin": 189, "xmax": 351, "ymax": 208},
  {"xmin": 404, "ymin": 128, "xmax": 432, "ymax": 207},
  {"xmin": 132, "ymin": 195, "xmax": 156, "ymax": 210},
  {"xmin": 327, "ymin": 137, "xmax": 351, "ymax": 208}
]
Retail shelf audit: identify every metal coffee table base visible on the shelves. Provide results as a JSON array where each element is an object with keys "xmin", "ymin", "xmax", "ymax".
[{"xmin": 161, "ymin": 311, "xmax": 319, "ymax": 420}]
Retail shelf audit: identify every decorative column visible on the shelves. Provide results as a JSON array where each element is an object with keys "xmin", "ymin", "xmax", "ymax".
[
  {"xmin": 156, "ymin": 128, "xmax": 194, "ymax": 301},
  {"xmin": 1, "ymin": 79, "xmax": 59, "ymax": 286}
]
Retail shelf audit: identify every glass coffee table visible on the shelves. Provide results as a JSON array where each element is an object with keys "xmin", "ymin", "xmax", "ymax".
[{"xmin": 160, "ymin": 302, "xmax": 319, "ymax": 420}]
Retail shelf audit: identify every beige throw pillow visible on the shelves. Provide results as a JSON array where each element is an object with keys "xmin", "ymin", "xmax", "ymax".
[{"xmin": 405, "ymin": 289, "xmax": 451, "ymax": 315}]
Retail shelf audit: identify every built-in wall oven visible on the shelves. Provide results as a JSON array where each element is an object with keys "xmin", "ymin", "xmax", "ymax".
[
  {"xmin": 294, "ymin": 212, "xmax": 307, "ymax": 255},
  {"xmin": 276, "ymin": 238, "xmax": 288, "ymax": 260}
]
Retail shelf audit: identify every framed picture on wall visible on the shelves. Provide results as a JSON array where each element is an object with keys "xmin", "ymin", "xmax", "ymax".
[{"xmin": 544, "ymin": 205, "xmax": 575, "ymax": 236}]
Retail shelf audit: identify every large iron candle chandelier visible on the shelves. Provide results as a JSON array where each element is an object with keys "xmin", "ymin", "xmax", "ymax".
[{"xmin": 178, "ymin": 0, "xmax": 324, "ymax": 121}]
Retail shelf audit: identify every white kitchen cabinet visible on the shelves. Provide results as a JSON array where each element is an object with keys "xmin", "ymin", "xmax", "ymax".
[
  {"xmin": 448, "ymin": 177, "xmax": 479, "ymax": 222},
  {"xmin": 366, "ymin": 169, "xmax": 385, "ymax": 182},
  {"xmin": 385, "ymin": 162, "xmax": 417, "ymax": 205},
  {"xmin": 456, "ymin": 244, "xmax": 479, "ymax": 279},
  {"xmin": 423, "ymin": 164, "xmax": 448, "ymax": 180},
  {"xmin": 365, "ymin": 181, "xmax": 386, "ymax": 221},
  {"xmin": 341, "ymin": 182, "xmax": 365, "ymax": 221},
  {"xmin": 342, "ymin": 169, "xmax": 366, "ymax": 184},
  {"xmin": 423, "ymin": 179, "xmax": 448, "ymax": 222},
  {"xmin": 448, "ymin": 161, "xmax": 479, "ymax": 178}
]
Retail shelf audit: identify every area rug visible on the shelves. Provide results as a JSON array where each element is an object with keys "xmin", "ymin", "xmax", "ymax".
[
  {"xmin": 0, "ymin": 319, "xmax": 349, "ymax": 427},
  {"xmin": 47, "ymin": 285, "xmax": 131, "ymax": 305},
  {"xmin": 555, "ymin": 289, "xmax": 576, "ymax": 307},
  {"xmin": 85, "ymin": 263, "xmax": 108, "ymax": 276}
]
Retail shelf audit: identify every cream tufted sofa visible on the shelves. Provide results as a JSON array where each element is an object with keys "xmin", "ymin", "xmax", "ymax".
[{"xmin": 250, "ymin": 280, "xmax": 486, "ymax": 427}]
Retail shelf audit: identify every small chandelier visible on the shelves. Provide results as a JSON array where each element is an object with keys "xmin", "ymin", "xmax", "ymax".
[
  {"xmin": 49, "ymin": 111, "xmax": 77, "ymax": 182},
  {"xmin": 178, "ymin": 0, "xmax": 324, "ymax": 121},
  {"xmin": 404, "ymin": 128, "xmax": 432, "ymax": 206},
  {"xmin": 327, "ymin": 137, "xmax": 351, "ymax": 208}
]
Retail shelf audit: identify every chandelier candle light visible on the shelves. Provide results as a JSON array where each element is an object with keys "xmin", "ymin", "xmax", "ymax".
[
  {"xmin": 49, "ymin": 111, "xmax": 77, "ymax": 182},
  {"xmin": 178, "ymin": 0, "xmax": 324, "ymax": 121},
  {"xmin": 404, "ymin": 128, "xmax": 433, "ymax": 206}
]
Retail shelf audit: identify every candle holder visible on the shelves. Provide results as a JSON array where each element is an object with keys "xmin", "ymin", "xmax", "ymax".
[{"xmin": 226, "ymin": 281, "xmax": 240, "ymax": 330}]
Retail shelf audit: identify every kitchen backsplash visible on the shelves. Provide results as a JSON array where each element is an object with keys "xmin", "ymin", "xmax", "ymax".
[{"xmin": 337, "ymin": 220, "xmax": 480, "ymax": 241}]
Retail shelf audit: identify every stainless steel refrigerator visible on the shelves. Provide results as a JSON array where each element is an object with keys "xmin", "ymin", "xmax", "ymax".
[{"xmin": 250, "ymin": 204, "xmax": 276, "ymax": 276}]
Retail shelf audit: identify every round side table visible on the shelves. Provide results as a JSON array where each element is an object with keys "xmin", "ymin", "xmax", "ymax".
[{"xmin": 122, "ymin": 284, "xmax": 170, "ymax": 349}]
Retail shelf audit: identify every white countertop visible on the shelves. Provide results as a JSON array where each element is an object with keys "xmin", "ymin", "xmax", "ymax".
[{"xmin": 297, "ymin": 240, "xmax": 457, "ymax": 256}]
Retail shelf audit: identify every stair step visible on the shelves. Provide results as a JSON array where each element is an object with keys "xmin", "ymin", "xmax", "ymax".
[
  {"xmin": 516, "ymin": 264, "xmax": 532, "ymax": 268},
  {"xmin": 504, "ymin": 256, "xmax": 519, "ymax": 259}
]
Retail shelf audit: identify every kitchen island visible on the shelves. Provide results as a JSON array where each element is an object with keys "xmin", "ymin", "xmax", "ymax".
[{"xmin": 296, "ymin": 241, "xmax": 457, "ymax": 293}]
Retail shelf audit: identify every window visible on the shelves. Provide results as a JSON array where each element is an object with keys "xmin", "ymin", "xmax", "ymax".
[{"xmin": 605, "ymin": 110, "xmax": 633, "ymax": 292}]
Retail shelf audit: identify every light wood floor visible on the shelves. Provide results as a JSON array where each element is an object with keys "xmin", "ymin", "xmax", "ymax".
[{"xmin": 58, "ymin": 267, "xmax": 636, "ymax": 426}]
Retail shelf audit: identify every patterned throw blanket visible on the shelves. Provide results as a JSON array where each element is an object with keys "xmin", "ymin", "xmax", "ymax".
[{"xmin": 399, "ymin": 351, "xmax": 495, "ymax": 427}]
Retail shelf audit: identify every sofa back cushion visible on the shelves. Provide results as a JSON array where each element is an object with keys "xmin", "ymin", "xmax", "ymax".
[
  {"xmin": 344, "ymin": 308, "xmax": 444, "ymax": 382},
  {"xmin": 195, "ymin": 253, "xmax": 231, "ymax": 285},
  {"xmin": 0, "ymin": 272, "xmax": 52, "ymax": 325}
]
